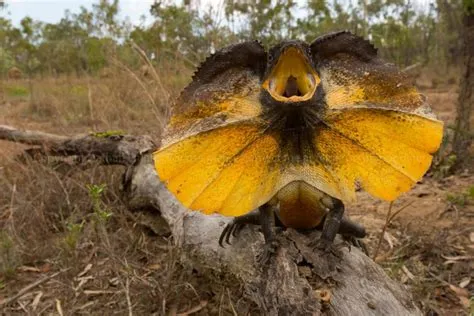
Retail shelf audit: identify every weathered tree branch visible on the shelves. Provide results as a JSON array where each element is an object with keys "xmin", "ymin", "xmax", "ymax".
[
  {"xmin": 1, "ymin": 125, "xmax": 421, "ymax": 315},
  {"xmin": 0, "ymin": 125, "xmax": 156, "ymax": 165}
]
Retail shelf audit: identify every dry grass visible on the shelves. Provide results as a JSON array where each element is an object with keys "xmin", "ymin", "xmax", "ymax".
[
  {"xmin": 1, "ymin": 59, "xmax": 191, "ymax": 137},
  {"xmin": 0, "ymin": 62, "xmax": 257, "ymax": 314},
  {"xmin": 351, "ymin": 174, "xmax": 474, "ymax": 315},
  {"xmin": 0, "ymin": 157, "xmax": 253, "ymax": 314},
  {"xmin": 0, "ymin": 65, "xmax": 472, "ymax": 314}
]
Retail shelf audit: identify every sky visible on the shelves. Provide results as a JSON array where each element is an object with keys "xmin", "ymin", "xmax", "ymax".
[
  {"xmin": 2, "ymin": 0, "xmax": 157, "ymax": 26},
  {"xmin": 2, "ymin": 0, "xmax": 434, "ymax": 27}
]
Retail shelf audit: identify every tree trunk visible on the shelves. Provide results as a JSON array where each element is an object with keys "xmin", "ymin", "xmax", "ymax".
[
  {"xmin": 452, "ymin": 4, "xmax": 474, "ymax": 167},
  {"xmin": 0, "ymin": 125, "xmax": 422, "ymax": 315}
]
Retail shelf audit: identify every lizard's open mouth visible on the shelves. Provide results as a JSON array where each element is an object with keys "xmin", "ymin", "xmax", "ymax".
[{"xmin": 262, "ymin": 47, "xmax": 320, "ymax": 103}]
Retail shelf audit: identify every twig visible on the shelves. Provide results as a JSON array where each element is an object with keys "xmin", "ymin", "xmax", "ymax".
[
  {"xmin": 125, "ymin": 278, "xmax": 133, "ymax": 316},
  {"xmin": 388, "ymin": 200, "xmax": 415, "ymax": 222},
  {"xmin": 427, "ymin": 271, "xmax": 450, "ymax": 285},
  {"xmin": 56, "ymin": 299, "xmax": 64, "ymax": 316},
  {"xmin": 83, "ymin": 290, "xmax": 116, "ymax": 295},
  {"xmin": 401, "ymin": 62, "xmax": 421, "ymax": 73},
  {"xmin": 111, "ymin": 58, "xmax": 166, "ymax": 129},
  {"xmin": 218, "ymin": 287, "xmax": 225, "ymax": 316},
  {"xmin": 131, "ymin": 41, "xmax": 170, "ymax": 104},
  {"xmin": 162, "ymin": 47, "xmax": 197, "ymax": 68},
  {"xmin": 17, "ymin": 300, "xmax": 28, "ymax": 313},
  {"xmin": 373, "ymin": 201, "xmax": 415, "ymax": 261},
  {"xmin": 227, "ymin": 288, "xmax": 238, "ymax": 316},
  {"xmin": 373, "ymin": 202, "xmax": 393, "ymax": 260},
  {"xmin": 0, "ymin": 269, "xmax": 69, "ymax": 308},
  {"xmin": 72, "ymin": 300, "xmax": 97, "ymax": 311},
  {"xmin": 111, "ymin": 59, "xmax": 157, "ymax": 108},
  {"xmin": 31, "ymin": 291, "xmax": 43, "ymax": 311},
  {"xmin": 177, "ymin": 300, "xmax": 208, "ymax": 316}
]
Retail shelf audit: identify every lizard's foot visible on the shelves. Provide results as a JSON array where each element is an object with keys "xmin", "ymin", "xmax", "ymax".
[
  {"xmin": 219, "ymin": 220, "xmax": 246, "ymax": 247},
  {"xmin": 257, "ymin": 239, "xmax": 279, "ymax": 265},
  {"xmin": 218, "ymin": 210, "xmax": 261, "ymax": 247},
  {"xmin": 309, "ymin": 238, "xmax": 345, "ymax": 258},
  {"xmin": 342, "ymin": 235, "xmax": 369, "ymax": 256},
  {"xmin": 309, "ymin": 237, "xmax": 332, "ymax": 252},
  {"xmin": 218, "ymin": 204, "xmax": 278, "ymax": 265}
]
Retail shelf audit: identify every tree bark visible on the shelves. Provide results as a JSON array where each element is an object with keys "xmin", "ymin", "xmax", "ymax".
[
  {"xmin": 0, "ymin": 125, "xmax": 422, "ymax": 315},
  {"xmin": 452, "ymin": 4, "xmax": 474, "ymax": 167}
]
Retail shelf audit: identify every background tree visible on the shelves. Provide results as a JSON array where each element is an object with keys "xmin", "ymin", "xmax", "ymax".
[
  {"xmin": 452, "ymin": 0, "xmax": 474, "ymax": 166},
  {"xmin": 224, "ymin": 0, "xmax": 298, "ymax": 45},
  {"xmin": 0, "ymin": 0, "xmax": 467, "ymax": 79}
]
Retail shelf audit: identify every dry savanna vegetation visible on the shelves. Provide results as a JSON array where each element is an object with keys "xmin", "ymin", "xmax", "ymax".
[{"xmin": 1, "ymin": 0, "xmax": 473, "ymax": 315}]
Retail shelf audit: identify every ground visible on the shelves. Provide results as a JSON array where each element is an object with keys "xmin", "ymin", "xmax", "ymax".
[{"xmin": 0, "ymin": 70, "xmax": 473, "ymax": 315}]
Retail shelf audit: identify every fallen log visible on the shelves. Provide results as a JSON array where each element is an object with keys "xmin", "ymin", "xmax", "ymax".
[{"xmin": 0, "ymin": 124, "xmax": 421, "ymax": 315}]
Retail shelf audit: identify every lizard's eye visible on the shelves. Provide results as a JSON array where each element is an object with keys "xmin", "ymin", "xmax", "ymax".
[{"xmin": 262, "ymin": 47, "xmax": 320, "ymax": 103}]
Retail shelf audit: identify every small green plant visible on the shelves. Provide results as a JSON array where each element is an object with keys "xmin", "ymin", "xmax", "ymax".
[
  {"xmin": 386, "ymin": 259, "xmax": 406, "ymax": 279},
  {"xmin": 446, "ymin": 186, "xmax": 474, "ymax": 207},
  {"xmin": 70, "ymin": 85, "xmax": 88, "ymax": 96},
  {"xmin": 468, "ymin": 186, "xmax": 474, "ymax": 199},
  {"xmin": 90, "ymin": 130, "xmax": 126, "ymax": 138},
  {"xmin": 64, "ymin": 221, "xmax": 85, "ymax": 251},
  {"xmin": 434, "ymin": 154, "xmax": 457, "ymax": 179},
  {"xmin": 5, "ymin": 85, "xmax": 29, "ymax": 97},
  {"xmin": 0, "ymin": 231, "xmax": 18, "ymax": 278},
  {"xmin": 87, "ymin": 184, "xmax": 112, "ymax": 248},
  {"xmin": 446, "ymin": 193, "xmax": 467, "ymax": 207},
  {"xmin": 87, "ymin": 184, "xmax": 113, "ymax": 223}
]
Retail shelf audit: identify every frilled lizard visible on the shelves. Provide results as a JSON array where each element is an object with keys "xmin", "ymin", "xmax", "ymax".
[{"xmin": 153, "ymin": 31, "xmax": 443, "ymax": 262}]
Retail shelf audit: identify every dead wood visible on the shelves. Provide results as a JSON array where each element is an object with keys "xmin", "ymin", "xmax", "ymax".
[
  {"xmin": 1, "ymin": 125, "xmax": 422, "ymax": 315},
  {"xmin": 0, "ymin": 125, "xmax": 156, "ymax": 165},
  {"xmin": 401, "ymin": 62, "xmax": 421, "ymax": 73}
]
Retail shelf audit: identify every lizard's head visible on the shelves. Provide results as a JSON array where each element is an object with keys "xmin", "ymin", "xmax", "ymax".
[{"xmin": 262, "ymin": 41, "xmax": 320, "ymax": 103}]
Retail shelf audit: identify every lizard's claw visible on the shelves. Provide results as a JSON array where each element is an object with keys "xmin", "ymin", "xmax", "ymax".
[
  {"xmin": 309, "ymin": 238, "xmax": 345, "ymax": 258},
  {"xmin": 257, "ymin": 240, "xmax": 279, "ymax": 265},
  {"xmin": 219, "ymin": 221, "xmax": 246, "ymax": 247},
  {"xmin": 342, "ymin": 235, "xmax": 369, "ymax": 256}
]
